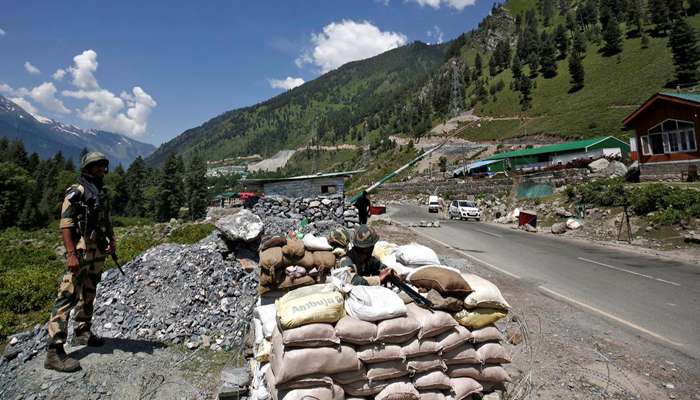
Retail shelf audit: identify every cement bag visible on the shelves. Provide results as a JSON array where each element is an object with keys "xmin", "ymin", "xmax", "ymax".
[
  {"xmin": 476, "ymin": 342, "xmax": 512, "ymax": 364},
  {"xmin": 313, "ymin": 251, "xmax": 337, "ymax": 270},
  {"xmin": 436, "ymin": 326, "xmax": 472, "ymax": 352},
  {"xmin": 413, "ymin": 371, "xmax": 452, "ymax": 391},
  {"xmin": 418, "ymin": 391, "xmax": 448, "ymax": 400},
  {"xmin": 278, "ymin": 275, "xmax": 316, "ymax": 291},
  {"xmin": 282, "ymin": 323, "xmax": 340, "ymax": 348},
  {"xmin": 303, "ymin": 233, "xmax": 333, "ymax": 251},
  {"xmin": 285, "ymin": 266, "xmax": 307, "ymax": 279},
  {"xmin": 358, "ymin": 344, "xmax": 405, "ymax": 364},
  {"xmin": 255, "ymin": 338, "xmax": 272, "ymax": 363},
  {"xmin": 282, "ymin": 238, "xmax": 305, "ymax": 261},
  {"xmin": 342, "ymin": 379, "xmax": 396, "ymax": 397},
  {"xmin": 276, "ymin": 284, "xmax": 345, "ymax": 329},
  {"xmin": 254, "ymin": 304, "xmax": 278, "ymax": 339},
  {"xmin": 406, "ymin": 303, "xmax": 457, "ymax": 339},
  {"xmin": 453, "ymin": 308, "xmax": 507, "ymax": 330},
  {"xmin": 396, "ymin": 243, "xmax": 440, "ymax": 266},
  {"xmin": 425, "ymin": 289, "xmax": 464, "ymax": 312},
  {"xmin": 375, "ymin": 382, "xmax": 419, "ymax": 400},
  {"xmin": 446, "ymin": 364, "xmax": 480, "ymax": 379},
  {"xmin": 406, "ymin": 355, "xmax": 446, "ymax": 374},
  {"xmin": 253, "ymin": 318, "xmax": 264, "ymax": 345},
  {"xmin": 366, "ymin": 361, "xmax": 410, "ymax": 383},
  {"xmin": 461, "ymin": 273, "xmax": 510, "ymax": 311},
  {"xmin": 479, "ymin": 365, "xmax": 511, "ymax": 382},
  {"xmin": 265, "ymin": 364, "xmax": 333, "ymax": 391},
  {"xmin": 335, "ymin": 316, "xmax": 377, "ymax": 345},
  {"xmin": 401, "ymin": 337, "xmax": 442, "ymax": 359},
  {"xmin": 255, "ymin": 363, "xmax": 272, "ymax": 400},
  {"xmin": 566, "ymin": 218, "xmax": 582, "ymax": 230},
  {"xmin": 270, "ymin": 330, "xmax": 361, "ymax": 384},
  {"xmin": 277, "ymin": 384, "xmax": 345, "ymax": 400},
  {"xmin": 332, "ymin": 367, "xmax": 368, "ymax": 385},
  {"xmin": 345, "ymin": 285, "xmax": 407, "ymax": 322},
  {"xmin": 373, "ymin": 240, "xmax": 398, "ymax": 260},
  {"xmin": 443, "ymin": 344, "xmax": 479, "ymax": 365},
  {"xmin": 376, "ymin": 316, "xmax": 420, "ymax": 343},
  {"xmin": 451, "ymin": 377, "xmax": 483, "ymax": 400},
  {"xmin": 470, "ymin": 325, "xmax": 503, "ymax": 343},
  {"xmin": 409, "ymin": 266, "xmax": 471, "ymax": 297},
  {"xmin": 261, "ymin": 247, "xmax": 285, "ymax": 271}
]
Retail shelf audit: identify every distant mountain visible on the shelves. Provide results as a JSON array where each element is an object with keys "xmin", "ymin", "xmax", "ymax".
[{"xmin": 0, "ymin": 95, "xmax": 156, "ymax": 167}]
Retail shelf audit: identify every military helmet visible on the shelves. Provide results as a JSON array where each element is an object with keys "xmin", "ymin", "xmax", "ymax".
[
  {"xmin": 81, "ymin": 151, "xmax": 109, "ymax": 171},
  {"xmin": 328, "ymin": 226, "xmax": 351, "ymax": 249},
  {"xmin": 352, "ymin": 225, "xmax": 378, "ymax": 248}
]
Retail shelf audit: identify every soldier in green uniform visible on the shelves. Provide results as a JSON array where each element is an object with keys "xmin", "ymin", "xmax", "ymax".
[
  {"xmin": 338, "ymin": 224, "xmax": 395, "ymax": 286},
  {"xmin": 44, "ymin": 152, "xmax": 116, "ymax": 372}
]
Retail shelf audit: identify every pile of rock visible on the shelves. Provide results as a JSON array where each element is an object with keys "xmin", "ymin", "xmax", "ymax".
[{"xmin": 252, "ymin": 195, "xmax": 361, "ymax": 228}]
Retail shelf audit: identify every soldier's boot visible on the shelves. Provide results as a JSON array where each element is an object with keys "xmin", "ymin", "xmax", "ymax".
[
  {"xmin": 72, "ymin": 328, "xmax": 105, "ymax": 347},
  {"xmin": 44, "ymin": 344, "xmax": 81, "ymax": 372}
]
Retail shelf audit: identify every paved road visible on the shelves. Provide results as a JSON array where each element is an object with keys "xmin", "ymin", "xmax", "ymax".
[{"xmin": 388, "ymin": 203, "xmax": 700, "ymax": 359}]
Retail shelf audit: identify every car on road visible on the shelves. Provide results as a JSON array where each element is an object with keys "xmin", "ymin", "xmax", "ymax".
[
  {"xmin": 428, "ymin": 195, "xmax": 441, "ymax": 213},
  {"xmin": 449, "ymin": 200, "xmax": 481, "ymax": 221}
]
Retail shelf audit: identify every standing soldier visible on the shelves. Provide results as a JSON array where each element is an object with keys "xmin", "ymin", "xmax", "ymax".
[
  {"xmin": 354, "ymin": 191, "xmax": 371, "ymax": 225},
  {"xmin": 44, "ymin": 152, "xmax": 116, "ymax": 372}
]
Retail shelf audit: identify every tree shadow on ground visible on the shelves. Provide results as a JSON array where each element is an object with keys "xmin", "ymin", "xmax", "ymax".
[{"xmin": 68, "ymin": 337, "xmax": 167, "ymax": 360}]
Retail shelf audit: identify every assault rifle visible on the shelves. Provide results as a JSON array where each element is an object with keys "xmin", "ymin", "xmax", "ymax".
[{"xmin": 381, "ymin": 272, "xmax": 434, "ymax": 310}]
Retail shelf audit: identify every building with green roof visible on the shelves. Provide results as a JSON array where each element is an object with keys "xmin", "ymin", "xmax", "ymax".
[{"xmin": 486, "ymin": 136, "xmax": 630, "ymax": 170}]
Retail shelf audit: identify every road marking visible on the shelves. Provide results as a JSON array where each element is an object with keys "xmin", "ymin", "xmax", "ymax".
[
  {"xmin": 577, "ymin": 257, "xmax": 681, "ymax": 287},
  {"xmin": 474, "ymin": 228, "xmax": 503, "ymax": 238},
  {"xmin": 539, "ymin": 286, "xmax": 685, "ymax": 348},
  {"xmin": 404, "ymin": 225, "xmax": 522, "ymax": 280}
]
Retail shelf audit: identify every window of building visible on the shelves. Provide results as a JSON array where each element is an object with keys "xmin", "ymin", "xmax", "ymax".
[
  {"xmin": 641, "ymin": 119, "xmax": 697, "ymax": 155},
  {"xmin": 321, "ymin": 185, "xmax": 337, "ymax": 194}
]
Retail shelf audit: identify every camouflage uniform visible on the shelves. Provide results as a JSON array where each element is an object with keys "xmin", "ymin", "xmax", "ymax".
[
  {"xmin": 47, "ymin": 173, "xmax": 113, "ymax": 346},
  {"xmin": 338, "ymin": 224, "xmax": 385, "ymax": 286}
]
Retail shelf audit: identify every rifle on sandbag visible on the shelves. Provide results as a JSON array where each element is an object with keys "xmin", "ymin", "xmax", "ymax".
[{"xmin": 381, "ymin": 271, "xmax": 434, "ymax": 310}]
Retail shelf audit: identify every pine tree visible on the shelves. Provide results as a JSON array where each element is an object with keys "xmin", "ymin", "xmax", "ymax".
[
  {"xmin": 568, "ymin": 51, "xmax": 585, "ymax": 90},
  {"xmin": 511, "ymin": 55, "xmax": 524, "ymax": 85},
  {"xmin": 106, "ymin": 164, "xmax": 128, "ymax": 216},
  {"xmin": 185, "ymin": 153, "xmax": 209, "ymax": 220},
  {"xmin": 527, "ymin": 51, "xmax": 540, "ymax": 76},
  {"xmin": 543, "ymin": 0, "xmax": 555, "ymax": 26},
  {"xmin": 690, "ymin": 0, "xmax": 700, "ymax": 15},
  {"xmin": 554, "ymin": 24, "xmax": 569, "ymax": 59},
  {"xmin": 473, "ymin": 53, "xmax": 483, "ymax": 81},
  {"xmin": 669, "ymin": 18, "xmax": 700, "ymax": 83},
  {"xmin": 518, "ymin": 75, "xmax": 533, "ymax": 110},
  {"xmin": 9, "ymin": 140, "xmax": 29, "ymax": 170},
  {"xmin": 603, "ymin": 17, "xmax": 623, "ymax": 55},
  {"xmin": 573, "ymin": 28, "xmax": 587, "ymax": 55},
  {"xmin": 649, "ymin": 0, "xmax": 672, "ymax": 34},
  {"xmin": 540, "ymin": 33, "xmax": 559, "ymax": 77},
  {"xmin": 566, "ymin": 12, "xmax": 577, "ymax": 32},
  {"xmin": 125, "ymin": 156, "xmax": 147, "ymax": 217},
  {"xmin": 489, "ymin": 56, "xmax": 499, "ymax": 76},
  {"xmin": 626, "ymin": 0, "xmax": 644, "ymax": 36},
  {"xmin": 641, "ymin": 32, "xmax": 650, "ymax": 48},
  {"xmin": 155, "ymin": 153, "xmax": 185, "ymax": 222}
]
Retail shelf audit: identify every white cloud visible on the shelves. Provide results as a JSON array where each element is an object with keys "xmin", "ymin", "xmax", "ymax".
[
  {"xmin": 0, "ymin": 83, "xmax": 29, "ymax": 98},
  {"xmin": 24, "ymin": 61, "xmax": 41, "ymax": 75},
  {"xmin": 296, "ymin": 20, "xmax": 408, "ymax": 73},
  {"xmin": 410, "ymin": 0, "xmax": 476, "ymax": 10},
  {"xmin": 52, "ymin": 68, "xmax": 66, "ymax": 81},
  {"xmin": 69, "ymin": 49, "xmax": 99, "ymax": 89},
  {"xmin": 29, "ymin": 82, "xmax": 70, "ymax": 114},
  {"xmin": 268, "ymin": 77, "xmax": 305, "ymax": 90},
  {"xmin": 426, "ymin": 25, "xmax": 444, "ymax": 44},
  {"xmin": 9, "ymin": 97, "xmax": 38, "ymax": 114},
  {"xmin": 0, "ymin": 28, "xmax": 6, "ymax": 36}
]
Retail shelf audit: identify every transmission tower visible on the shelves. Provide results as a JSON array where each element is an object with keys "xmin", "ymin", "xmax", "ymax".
[{"xmin": 448, "ymin": 60, "xmax": 464, "ymax": 118}]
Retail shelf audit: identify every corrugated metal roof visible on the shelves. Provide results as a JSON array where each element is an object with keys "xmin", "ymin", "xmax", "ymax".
[
  {"xmin": 487, "ymin": 136, "xmax": 626, "ymax": 160},
  {"xmin": 243, "ymin": 169, "xmax": 365, "ymax": 184},
  {"xmin": 452, "ymin": 159, "xmax": 501, "ymax": 175},
  {"xmin": 659, "ymin": 92, "xmax": 700, "ymax": 104}
]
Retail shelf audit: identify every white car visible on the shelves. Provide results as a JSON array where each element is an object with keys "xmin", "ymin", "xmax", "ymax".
[
  {"xmin": 428, "ymin": 195, "xmax": 441, "ymax": 213},
  {"xmin": 449, "ymin": 200, "xmax": 481, "ymax": 221}
]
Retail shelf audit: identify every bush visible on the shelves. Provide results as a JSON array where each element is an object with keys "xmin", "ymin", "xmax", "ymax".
[
  {"xmin": 0, "ymin": 265, "xmax": 60, "ymax": 314},
  {"xmin": 650, "ymin": 208, "xmax": 682, "ymax": 225},
  {"xmin": 111, "ymin": 216, "xmax": 154, "ymax": 227},
  {"xmin": 167, "ymin": 223, "xmax": 215, "ymax": 245},
  {"xmin": 628, "ymin": 183, "xmax": 671, "ymax": 214}
]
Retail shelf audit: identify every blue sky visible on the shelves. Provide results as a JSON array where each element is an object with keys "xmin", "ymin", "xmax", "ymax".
[{"xmin": 1, "ymin": 0, "xmax": 498, "ymax": 145}]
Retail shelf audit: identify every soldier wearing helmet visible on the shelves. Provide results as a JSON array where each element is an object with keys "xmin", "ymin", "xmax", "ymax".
[
  {"xmin": 338, "ymin": 224, "xmax": 395, "ymax": 286},
  {"xmin": 44, "ymin": 151, "xmax": 115, "ymax": 372}
]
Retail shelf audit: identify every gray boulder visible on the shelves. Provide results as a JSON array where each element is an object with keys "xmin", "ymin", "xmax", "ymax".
[
  {"xmin": 551, "ymin": 222, "xmax": 567, "ymax": 234},
  {"xmin": 215, "ymin": 209, "xmax": 264, "ymax": 242},
  {"xmin": 588, "ymin": 158, "xmax": 610, "ymax": 173},
  {"xmin": 605, "ymin": 160, "xmax": 628, "ymax": 177}
]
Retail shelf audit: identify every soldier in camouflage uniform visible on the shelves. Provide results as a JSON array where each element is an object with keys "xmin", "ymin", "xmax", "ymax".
[
  {"xmin": 45, "ymin": 152, "xmax": 116, "ymax": 372},
  {"xmin": 338, "ymin": 225, "xmax": 395, "ymax": 286}
]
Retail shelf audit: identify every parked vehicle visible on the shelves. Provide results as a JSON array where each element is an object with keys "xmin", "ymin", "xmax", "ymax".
[
  {"xmin": 428, "ymin": 195, "xmax": 441, "ymax": 213},
  {"xmin": 449, "ymin": 200, "xmax": 481, "ymax": 221}
]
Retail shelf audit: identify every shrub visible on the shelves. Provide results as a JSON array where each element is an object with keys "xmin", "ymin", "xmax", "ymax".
[
  {"xmin": 167, "ymin": 223, "xmax": 215, "ymax": 245},
  {"xmin": 650, "ymin": 208, "xmax": 682, "ymax": 225},
  {"xmin": 628, "ymin": 183, "xmax": 671, "ymax": 214}
]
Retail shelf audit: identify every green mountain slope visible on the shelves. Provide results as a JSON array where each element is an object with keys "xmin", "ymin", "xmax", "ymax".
[{"xmin": 146, "ymin": 42, "xmax": 446, "ymax": 166}]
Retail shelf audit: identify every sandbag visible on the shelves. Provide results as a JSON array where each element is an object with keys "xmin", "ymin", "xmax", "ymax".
[
  {"xmin": 254, "ymin": 338, "xmax": 271, "ymax": 363},
  {"xmin": 261, "ymin": 247, "xmax": 285, "ymax": 271},
  {"xmin": 332, "ymin": 367, "xmax": 368, "ymax": 385},
  {"xmin": 343, "ymin": 379, "xmax": 396, "ymax": 397},
  {"xmin": 412, "ymin": 371, "xmax": 452, "ymax": 391},
  {"xmin": 335, "ymin": 316, "xmax": 377, "ymax": 345},
  {"xmin": 260, "ymin": 236, "xmax": 287, "ymax": 252},
  {"xmin": 442, "ymin": 344, "xmax": 479, "ymax": 365},
  {"xmin": 451, "ymin": 377, "xmax": 483, "ymax": 400},
  {"xmin": 277, "ymin": 384, "xmax": 345, "ymax": 400},
  {"xmin": 461, "ymin": 273, "xmax": 510, "ymax": 311},
  {"xmin": 436, "ymin": 326, "xmax": 472, "ymax": 352},
  {"xmin": 278, "ymin": 275, "xmax": 316, "ymax": 291},
  {"xmin": 366, "ymin": 361, "xmax": 410, "ymax": 382},
  {"xmin": 313, "ymin": 251, "xmax": 337, "ymax": 270},
  {"xmin": 375, "ymin": 382, "xmax": 419, "ymax": 400},
  {"xmin": 253, "ymin": 318, "xmax": 264, "ymax": 345},
  {"xmin": 453, "ymin": 308, "xmax": 507, "ymax": 330},
  {"xmin": 376, "ymin": 316, "xmax": 420, "ymax": 343},
  {"xmin": 476, "ymin": 342, "xmax": 512, "ymax": 364},
  {"xmin": 265, "ymin": 365, "xmax": 333, "ymax": 391},
  {"xmin": 345, "ymin": 285, "xmax": 407, "ymax": 322},
  {"xmin": 470, "ymin": 325, "xmax": 503, "ymax": 343},
  {"xmin": 446, "ymin": 364, "xmax": 479, "ymax": 379},
  {"xmin": 396, "ymin": 243, "xmax": 440, "ymax": 266},
  {"xmin": 282, "ymin": 323, "xmax": 340, "ymax": 348},
  {"xmin": 328, "ymin": 226, "xmax": 351, "ymax": 249},
  {"xmin": 406, "ymin": 303, "xmax": 457, "ymax": 339},
  {"xmin": 424, "ymin": 290, "xmax": 464, "ymax": 312},
  {"xmin": 254, "ymin": 304, "xmax": 278, "ymax": 339},
  {"xmin": 270, "ymin": 330, "xmax": 361, "ymax": 384},
  {"xmin": 479, "ymin": 365, "xmax": 511, "ymax": 382},
  {"xmin": 408, "ymin": 266, "xmax": 471, "ymax": 297},
  {"xmin": 276, "ymin": 284, "xmax": 345, "ymax": 329},
  {"xmin": 303, "ymin": 233, "xmax": 333, "ymax": 251},
  {"xmin": 294, "ymin": 251, "xmax": 316, "ymax": 269},
  {"xmin": 285, "ymin": 266, "xmax": 307, "ymax": 279},
  {"xmin": 401, "ymin": 338, "xmax": 442, "ymax": 359},
  {"xmin": 282, "ymin": 238, "xmax": 306, "ymax": 261},
  {"xmin": 406, "ymin": 355, "xmax": 446, "ymax": 374},
  {"xmin": 358, "ymin": 344, "xmax": 405, "ymax": 364},
  {"xmin": 418, "ymin": 391, "xmax": 447, "ymax": 400}
]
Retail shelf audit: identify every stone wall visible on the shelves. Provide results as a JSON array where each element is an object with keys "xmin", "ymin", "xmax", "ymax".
[
  {"xmin": 640, "ymin": 160, "xmax": 700, "ymax": 181},
  {"xmin": 252, "ymin": 195, "xmax": 360, "ymax": 228}
]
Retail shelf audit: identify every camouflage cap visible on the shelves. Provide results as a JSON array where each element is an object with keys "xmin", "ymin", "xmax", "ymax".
[
  {"xmin": 352, "ymin": 225, "xmax": 378, "ymax": 248},
  {"xmin": 328, "ymin": 226, "xmax": 351, "ymax": 249},
  {"xmin": 81, "ymin": 151, "xmax": 109, "ymax": 171}
]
